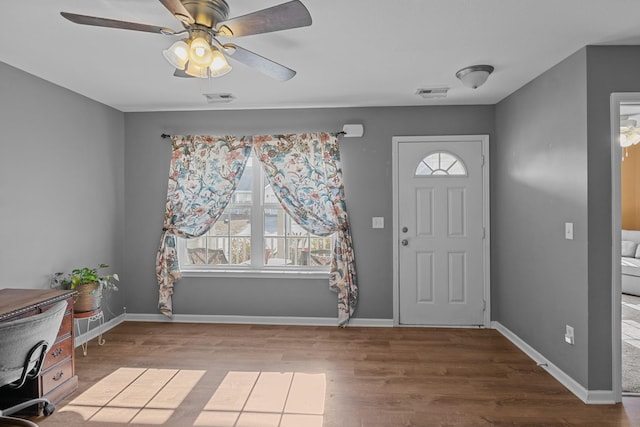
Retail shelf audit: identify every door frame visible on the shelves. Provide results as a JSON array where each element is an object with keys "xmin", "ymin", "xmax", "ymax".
[
  {"xmin": 609, "ymin": 93, "xmax": 639, "ymax": 402},
  {"xmin": 392, "ymin": 135, "xmax": 491, "ymax": 327}
]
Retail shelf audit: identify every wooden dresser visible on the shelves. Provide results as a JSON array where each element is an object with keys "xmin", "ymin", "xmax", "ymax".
[{"xmin": 0, "ymin": 288, "xmax": 78, "ymax": 414}]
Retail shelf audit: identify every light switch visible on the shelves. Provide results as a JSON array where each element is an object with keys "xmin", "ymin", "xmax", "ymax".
[
  {"xmin": 565, "ymin": 222, "xmax": 573, "ymax": 240},
  {"xmin": 372, "ymin": 217, "xmax": 384, "ymax": 229},
  {"xmin": 565, "ymin": 325, "xmax": 575, "ymax": 345}
]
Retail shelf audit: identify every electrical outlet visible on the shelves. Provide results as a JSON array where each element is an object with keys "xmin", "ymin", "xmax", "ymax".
[{"xmin": 565, "ymin": 325, "xmax": 574, "ymax": 345}]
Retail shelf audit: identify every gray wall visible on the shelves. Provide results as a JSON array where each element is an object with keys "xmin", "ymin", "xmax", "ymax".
[
  {"xmin": 494, "ymin": 50, "xmax": 590, "ymax": 386},
  {"xmin": 494, "ymin": 45, "xmax": 640, "ymax": 391},
  {"xmin": 0, "ymin": 62, "xmax": 126, "ymax": 320},
  {"xmin": 124, "ymin": 106, "xmax": 494, "ymax": 319}
]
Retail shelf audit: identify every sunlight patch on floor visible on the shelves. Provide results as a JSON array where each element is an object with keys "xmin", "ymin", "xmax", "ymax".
[
  {"xmin": 58, "ymin": 368, "xmax": 326, "ymax": 426},
  {"xmin": 195, "ymin": 371, "xmax": 326, "ymax": 427},
  {"xmin": 59, "ymin": 368, "xmax": 205, "ymax": 424}
]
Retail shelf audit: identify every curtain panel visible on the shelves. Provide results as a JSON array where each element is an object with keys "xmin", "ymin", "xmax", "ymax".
[
  {"xmin": 156, "ymin": 135, "xmax": 252, "ymax": 316},
  {"xmin": 253, "ymin": 132, "xmax": 357, "ymax": 326}
]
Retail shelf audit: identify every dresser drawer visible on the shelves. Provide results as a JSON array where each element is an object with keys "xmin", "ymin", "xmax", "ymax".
[
  {"xmin": 57, "ymin": 312, "xmax": 73, "ymax": 339},
  {"xmin": 43, "ymin": 335, "xmax": 73, "ymax": 371},
  {"xmin": 41, "ymin": 359, "xmax": 74, "ymax": 395}
]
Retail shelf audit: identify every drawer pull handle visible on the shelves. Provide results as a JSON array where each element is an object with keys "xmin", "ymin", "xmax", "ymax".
[
  {"xmin": 52, "ymin": 371, "xmax": 64, "ymax": 381},
  {"xmin": 52, "ymin": 348, "xmax": 63, "ymax": 357}
]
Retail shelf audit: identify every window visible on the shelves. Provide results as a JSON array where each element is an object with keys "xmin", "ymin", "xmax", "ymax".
[
  {"xmin": 178, "ymin": 153, "xmax": 332, "ymax": 272},
  {"xmin": 415, "ymin": 151, "xmax": 467, "ymax": 176}
]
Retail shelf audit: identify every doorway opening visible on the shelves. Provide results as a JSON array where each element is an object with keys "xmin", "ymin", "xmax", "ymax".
[{"xmin": 612, "ymin": 94, "xmax": 640, "ymax": 399}]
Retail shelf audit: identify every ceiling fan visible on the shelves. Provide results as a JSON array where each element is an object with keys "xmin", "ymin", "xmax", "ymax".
[
  {"xmin": 60, "ymin": 0, "xmax": 312, "ymax": 81},
  {"xmin": 621, "ymin": 115, "xmax": 640, "ymax": 148}
]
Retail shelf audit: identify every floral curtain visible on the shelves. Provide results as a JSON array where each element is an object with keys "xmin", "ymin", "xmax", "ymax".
[
  {"xmin": 156, "ymin": 135, "xmax": 252, "ymax": 316},
  {"xmin": 253, "ymin": 132, "xmax": 357, "ymax": 326}
]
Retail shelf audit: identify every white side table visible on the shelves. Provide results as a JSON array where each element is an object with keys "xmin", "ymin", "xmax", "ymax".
[{"xmin": 74, "ymin": 308, "xmax": 105, "ymax": 356}]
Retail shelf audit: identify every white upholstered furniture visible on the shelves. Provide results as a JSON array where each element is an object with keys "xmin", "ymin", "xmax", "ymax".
[{"xmin": 621, "ymin": 229, "xmax": 640, "ymax": 296}]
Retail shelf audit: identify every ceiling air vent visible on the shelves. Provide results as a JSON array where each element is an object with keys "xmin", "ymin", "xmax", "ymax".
[
  {"xmin": 203, "ymin": 93, "xmax": 235, "ymax": 103},
  {"xmin": 416, "ymin": 87, "xmax": 449, "ymax": 99}
]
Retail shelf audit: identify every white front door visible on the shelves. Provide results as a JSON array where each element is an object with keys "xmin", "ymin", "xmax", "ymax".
[{"xmin": 394, "ymin": 136, "xmax": 489, "ymax": 326}]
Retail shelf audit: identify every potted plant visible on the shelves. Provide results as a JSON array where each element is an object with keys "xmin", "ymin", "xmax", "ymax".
[{"xmin": 52, "ymin": 264, "xmax": 119, "ymax": 313}]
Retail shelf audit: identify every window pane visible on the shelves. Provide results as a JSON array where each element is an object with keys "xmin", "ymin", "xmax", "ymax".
[
  {"xmin": 230, "ymin": 237, "xmax": 251, "ymax": 265},
  {"xmin": 303, "ymin": 238, "xmax": 333, "ymax": 266},
  {"xmin": 224, "ymin": 207, "xmax": 251, "ymax": 265},
  {"xmin": 424, "ymin": 153, "xmax": 441, "ymax": 171},
  {"xmin": 415, "ymin": 152, "xmax": 467, "ymax": 176},
  {"xmin": 263, "ymin": 205, "xmax": 331, "ymax": 267},
  {"xmin": 439, "ymin": 152, "xmax": 456, "ymax": 170},
  {"xmin": 287, "ymin": 236, "xmax": 308, "ymax": 266},
  {"xmin": 415, "ymin": 162, "xmax": 432, "ymax": 175},
  {"xmin": 264, "ymin": 181, "xmax": 279, "ymax": 204},
  {"xmin": 183, "ymin": 207, "xmax": 251, "ymax": 266},
  {"xmin": 448, "ymin": 161, "xmax": 466, "ymax": 175},
  {"xmin": 233, "ymin": 157, "xmax": 253, "ymax": 204}
]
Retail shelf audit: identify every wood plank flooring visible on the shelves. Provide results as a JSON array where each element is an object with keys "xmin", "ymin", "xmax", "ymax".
[{"xmin": 31, "ymin": 322, "xmax": 640, "ymax": 427}]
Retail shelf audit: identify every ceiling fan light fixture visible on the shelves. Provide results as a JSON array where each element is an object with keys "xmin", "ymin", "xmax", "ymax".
[
  {"xmin": 209, "ymin": 49, "xmax": 232, "ymax": 77},
  {"xmin": 620, "ymin": 134, "xmax": 632, "ymax": 148},
  {"xmin": 162, "ymin": 40, "xmax": 189, "ymax": 70},
  {"xmin": 185, "ymin": 60, "xmax": 210, "ymax": 78},
  {"xmin": 456, "ymin": 65, "xmax": 494, "ymax": 89},
  {"xmin": 620, "ymin": 115, "xmax": 640, "ymax": 148},
  {"xmin": 189, "ymin": 36, "xmax": 214, "ymax": 67},
  {"xmin": 621, "ymin": 131, "xmax": 640, "ymax": 147}
]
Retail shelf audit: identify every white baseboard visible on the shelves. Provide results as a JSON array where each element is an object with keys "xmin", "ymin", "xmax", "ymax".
[
  {"xmin": 73, "ymin": 312, "xmax": 391, "ymax": 347},
  {"xmin": 491, "ymin": 321, "xmax": 616, "ymax": 404},
  {"xmin": 125, "ymin": 313, "xmax": 393, "ymax": 327}
]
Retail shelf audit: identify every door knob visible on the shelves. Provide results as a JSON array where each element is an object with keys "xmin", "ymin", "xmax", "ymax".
[{"xmin": 401, "ymin": 239, "xmax": 408, "ymax": 246}]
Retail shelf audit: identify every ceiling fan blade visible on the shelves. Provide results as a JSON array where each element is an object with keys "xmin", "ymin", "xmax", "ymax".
[
  {"xmin": 173, "ymin": 69, "xmax": 194, "ymax": 78},
  {"xmin": 224, "ymin": 43, "xmax": 296, "ymax": 81},
  {"xmin": 60, "ymin": 12, "xmax": 175, "ymax": 34},
  {"xmin": 217, "ymin": 0, "xmax": 312, "ymax": 38},
  {"xmin": 158, "ymin": 0, "xmax": 195, "ymax": 25}
]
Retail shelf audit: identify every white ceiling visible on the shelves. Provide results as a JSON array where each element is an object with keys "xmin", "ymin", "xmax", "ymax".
[{"xmin": 3, "ymin": 0, "xmax": 640, "ymax": 112}]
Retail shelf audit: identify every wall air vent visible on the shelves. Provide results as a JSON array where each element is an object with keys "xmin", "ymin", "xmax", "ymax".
[
  {"xmin": 203, "ymin": 93, "xmax": 235, "ymax": 103},
  {"xmin": 416, "ymin": 87, "xmax": 449, "ymax": 99}
]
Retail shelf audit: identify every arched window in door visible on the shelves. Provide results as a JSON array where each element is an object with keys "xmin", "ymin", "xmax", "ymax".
[{"xmin": 415, "ymin": 151, "xmax": 467, "ymax": 176}]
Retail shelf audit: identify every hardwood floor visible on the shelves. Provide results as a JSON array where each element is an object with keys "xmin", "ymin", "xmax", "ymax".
[{"xmin": 31, "ymin": 322, "xmax": 640, "ymax": 427}]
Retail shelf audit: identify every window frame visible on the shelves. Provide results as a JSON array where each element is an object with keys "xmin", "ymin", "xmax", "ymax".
[{"xmin": 177, "ymin": 152, "xmax": 331, "ymax": 279}]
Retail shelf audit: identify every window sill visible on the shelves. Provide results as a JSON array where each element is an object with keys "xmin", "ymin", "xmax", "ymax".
[{"xmin": 180, "ymin": 268, "xmax": 330, "ymax": 280}]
